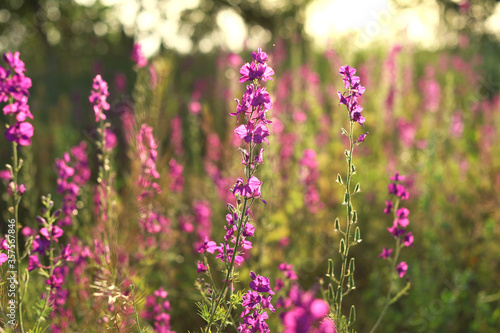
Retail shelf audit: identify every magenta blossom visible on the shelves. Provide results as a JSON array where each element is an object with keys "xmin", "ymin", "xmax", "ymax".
[
  {"xmin": 403, "ymin": 232, "xmax": 414, "ymax": 247},
  {"xmin": 5, "ymin": 121, "xmax": 33, "ymax": 146},
  {"xmin": 384, "ymin": 200, "xmax": 393, "ymax": 214},
  {"xmin": 397, "ymin": 262, "xmax": 408, "ymax": 278},
  {"xmin": 89, "ymin": 74, "xmax": 110, "ymax": 122},
  {"xmin": 196, "ymin": 261, "xmax": 208, "ymax": 274},
  {"xmin": 0, "ymin": 253, "xmax": 7, "ymax": 266},
  {"xmin": 233, "ymin": 176, "xmax": 263, "ymax": 198},
  {"xmin": 378, "ymin": 247, "xmax": 393, "ymax": 259},
  {"xmin": 394, "ymin": 207, "xmax": 410, "ymax": 228},
  {"xmin": 131, "ymin": 43, "xmax": 148, "ymax": 68}
]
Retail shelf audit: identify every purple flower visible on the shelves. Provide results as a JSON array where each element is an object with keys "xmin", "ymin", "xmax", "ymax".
[
  {"xmin": 28, "ymin": 254, "xmax": 40, "ymax": 271},
  {"xmin": 196, "ymin": 261, "xmax": 207, "ymax": 274},
  {"xmin": 387, "ymin": 224, "xmax": 405, "ymax": 238},
  {"xmin": 403, "ymin": 232, "xmax": 414, "ymax": 247},
  {"xmin": 197, "ymin": 238, "xmax": 217, "ymax": 254},
  {"xmin": 384, "ymin": 200, "xmax": 393, "ymax": 214},
  {"xmin": 168, "ymin": 158, "xmax": 184, "ymax": 193},
  {"xmin": 40, "ymin": 226, "xmax": 64, "ymax": 242},
  {"xmin": 252, "ymin": 48, "xmax": 269, "ymax": 63},
  {"xmin": 3, "ymin": 98, "xmax": 33, "ymax": 122},
  {"xmin": 278, "ymin": 263, "xmax": 298, "ymax": 280},
  {"xmin": 390, "ymin": 171, "xmax": 406, "ymax": 182},
  {"xmin": 5, "ymin": 121, "xmax": 34, "ymax": 146},
  {"xmin": 234, "ymin": 123, "xmax": 270, "ymax": 144},
  {"xmin": 394, "ymin": 207, "xmax": 410, "ymax": 228},
  {"xmin": 239, "ymin": 272, "xmax": 275, "ymax": 333},
  {"xmin": 32, "ymin": 235, "xmax": 50, "ymax": 255},
  {"xmin": 239, "ymin": 62, "xmax": 275, "ymax": 83},
  {"xmin": 378, "ymin": 247, "xmax": 393, "ymax": 259},
  {"xmin": 47, "ymin": 274, "xmax": 64, "ymax": 289},
  {"xmin": 3, "ymin": 52, "xmax": 25, "ymax": 74},
  {"xmin": 233, "ymin": 176, "xmax": 263, "ymax": 198},
  {"xmin": 154, "ymin": 287, "xmax": 168, "ymax": 299},
  {"xmin": 249, "ymin": 272, "xmax": 275, "ymax": 295},
  {"xmin": 397, "ymin": 262, "xmax": 408, "ymax": 278},
  {"xmin": 0, "ymin": 253, "xmax": 7, "ymax": 266},
  {"xmin": 355, "ymin": 131, "xmax": 369, "ymax": 144},
  {"xmin": 89, "ymin": 75, "xmax": 110, "ymax": 122},
  {"xmin": 338, "ymin": 65, "xmax": 366, "ymax": 125}
]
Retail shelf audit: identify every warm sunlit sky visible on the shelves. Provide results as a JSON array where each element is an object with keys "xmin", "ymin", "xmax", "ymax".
[{"xmin": 74, "ymin": 0, "xmax": 500, "ymax": 56}]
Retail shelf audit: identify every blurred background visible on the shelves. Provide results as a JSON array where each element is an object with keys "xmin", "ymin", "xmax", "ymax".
[{"xmin": 1, "ymin": 0, "xmax": 500, "ymax": 332}]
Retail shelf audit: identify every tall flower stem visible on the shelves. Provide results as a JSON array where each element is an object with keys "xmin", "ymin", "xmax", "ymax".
[
  {"xmin": 200, "ymin": 48, "xmax": 274, "ymax": 333},
  {"xmin": 326, "ymin": 65, "xmax": 367, "ymax": 331},
  {"xmin": 206, "ymin": 197, "xmax": 250, "ymax": 329},
  {"xmin": 369, "ymin": 236, "xmax": 402, "ymax": 333},
  {"xmin": 337, "ymin": 120, "xmax": 355, "ymax": 321},
  {"xmin": 12, "ymin": 141, "xmax": 26, "ymax": 333}
]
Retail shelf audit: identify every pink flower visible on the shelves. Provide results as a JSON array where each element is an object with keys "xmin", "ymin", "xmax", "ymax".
[
  {"xmin": 89, "ymin": 75, "xmax": 110, "ymax": 122},
  {"xmin": 5, "ymin": 121, "xmax": 34, "ymax": 146},
  {"xmin": 0, "ymin": 253, "xmax": 7, "ymax": 266},
  {"xmin": 397, "ymin": 262, "xmax": 408, "ymax": 278},
  {"xmin": 197, "ymin": 261, "xmax": 208, "ymax": 274},
  {"xmin": 378, "ymin": 247, "xmax": 393, "ymax": 259},
  {"xmin": 131, "ymin": 43, "xmax": 147, "ymax": 68}
]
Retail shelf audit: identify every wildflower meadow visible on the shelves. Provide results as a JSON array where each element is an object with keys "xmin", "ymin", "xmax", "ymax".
[{"xmin": 1, "ymin": 1, "xmax": 500, "ymax": 332}]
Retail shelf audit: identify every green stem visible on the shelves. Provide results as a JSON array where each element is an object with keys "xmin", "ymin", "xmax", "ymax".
[
  {"xmin": 130, "ymin": 285, "xmax": 144, "ymax": 333},
  {"xmin": 337, "ymin": 120, "xmax": 355, "ymax": 322},
  {"xmin": 33, "ymin": 229, "xmax": 55, "ymax": 331},
  {"xmin": 206, "ymin": 197, "xmax": 249, "ymax": 330},
  {"xmin": 0, "ymin": 301, "xmax": 10, "ymax": 328},
  {"xmin": 370, "ymin": 199, "xmax": 402, "ymax": 333},
  {"xmin": 11, "ymin": 141, "xmax": 26, "ymax": 333}
]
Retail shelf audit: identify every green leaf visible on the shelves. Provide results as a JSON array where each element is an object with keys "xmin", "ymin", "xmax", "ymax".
[
  {"xmin": 342, "ymin": 193, "xmax": 349, "ymax": 206},
  {"xmin": 348, "ymin": 305, "xmax": 356, "ymax": 326},
  {"xmin": 349, "ymin": 273, "xmax": 356, "ymax": 290},
  {"xmin": 348, "ymin": 258, "xmax": 355, "ymax": 275},
  {"xmin": 327, "ymin": 259, "xmax": 334, "ymax": 277},
  {"xmin": 339, "ymin": 239, "xmax": 345, "ymax": 255},
  {"xmin": 328, "ymin": 283, "xmax": 335, "ymax": 301},
  {"xmin": 354, "ymin": 227, "xmax": 361, "ymax": 243}
]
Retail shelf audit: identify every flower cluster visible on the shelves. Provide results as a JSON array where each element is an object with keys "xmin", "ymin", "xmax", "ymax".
[
  {"xmin": 238, "ymin": 272, "xmax": 275, "ymax": 333},
  {"xmin": 1, "ymin": 52, "xmax": 34, "ymax": 146},
  {"xmin": 200, "ymin": 49, "xmax": 274, "ymax": 332},
  {"xmin": 168, "ymin": 158, "xmax": 184, "ymax": 193},
  {"xmin": 299, "ymin": 149, "xmax": 324, "ymax": 214},
  {"xmin": 89, "ymin": 74, "xmax": 110, "ymax": 123},
  {"xmin": 212, "ymin": 209, "xmax": 255, "ymax": 265},
  {"xmin": 379, "ymin": 171, "xmax": 413, "ymax": 278},
  {"xmin": 55, "ymin": 142, "xmax": 91, "ymax": 226},
  {"xmin": 337, "ymin": 65, "xmax": 366, "ymax": 126},
  {"xmin": 131, "ymin": 42, "xmax": 148, "ymax": 68},
  {"xmin": 137, "ymin": 124, "xmax": 161, "ymax": 200},
  {"xmin": 279, "ymin": 285, "xmax": 336, "ymax": 333},
  {"xmin": 193, "ymin": 201, "xmax": 212, "ymax": 250},
  {"xmin": 141, "ymin": 287, "xmax": 175, "ymax": 333},
  {"xmin": 28, "ymin": 196, "xmax": 74, "ymax": 320},
  {"xmin": 135, "ymin": 124, "xmax": 172, "ymax": 238},
  {"xmin": 274, "ymin": 262, "xmax": 298, "ymax": 293}
]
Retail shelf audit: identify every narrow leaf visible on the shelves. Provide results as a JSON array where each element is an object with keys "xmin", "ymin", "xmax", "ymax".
[{"xmin": 348, "ymin": 305, "xmax": 356, "ymax": 326}]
